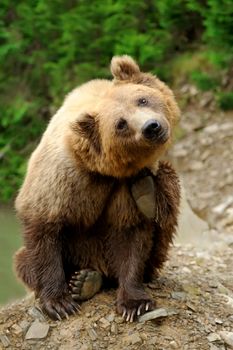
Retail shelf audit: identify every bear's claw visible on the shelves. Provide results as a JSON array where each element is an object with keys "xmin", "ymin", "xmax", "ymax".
[
  {"xmin": 41, "ymin": 295, "xmax": 80, "ymax": 321},
  {"xmin": 118, "ymin": 298, "xmax": 155, "ymax": 322},
  {"xmin": 69, "ymin": 269, "xmax": 103, "ymax": 301}
]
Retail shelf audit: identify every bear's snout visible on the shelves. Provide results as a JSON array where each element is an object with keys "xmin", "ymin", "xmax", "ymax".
[{"xmin": 142, "ymin": 119, "xmax": 168, "ymax": 143}]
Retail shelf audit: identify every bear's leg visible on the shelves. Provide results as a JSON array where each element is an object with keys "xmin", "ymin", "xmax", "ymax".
[
  {"xmin": 132, "ymin": 161, "xmax": 180, "ymax": 281},
  {"xmin": 107, "ymin": 225, "xmax": 155, "ymax": 322},
  {"xmin": 15, "ymin": 221, "xmax": 79, "ymax": 320},
  {"xmin": 14, "ymin": 247, "xmax": 37, "ymax": 290},
  {"xmin": 69, "ymin": 269, "xmax": 103, "ymax": 301}
]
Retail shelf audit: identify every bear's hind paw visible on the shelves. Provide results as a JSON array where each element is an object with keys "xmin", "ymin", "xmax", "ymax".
[{"xmin": 69, "ymin": 269, "xmax": 103, "ymax": 301}]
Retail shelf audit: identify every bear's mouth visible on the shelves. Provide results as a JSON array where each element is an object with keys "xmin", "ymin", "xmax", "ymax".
[{"xmin": 144, "ymin": 128, "xmax": 170, "ymax": 145}]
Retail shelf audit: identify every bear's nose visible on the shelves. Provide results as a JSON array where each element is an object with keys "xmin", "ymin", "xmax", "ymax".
[{"xmin": 142, "ymin": 119, "xmax": 162, "ymax": 140}]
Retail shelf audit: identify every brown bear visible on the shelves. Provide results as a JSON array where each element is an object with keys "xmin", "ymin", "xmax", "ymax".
[{"xmin": 14, "ymin": 55, "xmax": 180, "ymax": 322}]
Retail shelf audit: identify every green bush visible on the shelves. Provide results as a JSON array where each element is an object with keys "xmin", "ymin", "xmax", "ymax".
[
  {"xmin": 217, "ymin": 92, "xmax": 233, "ymax": 111},
  {"xmin": 191, "ymin": 70, "xmax": 219, "ymax": 91}
]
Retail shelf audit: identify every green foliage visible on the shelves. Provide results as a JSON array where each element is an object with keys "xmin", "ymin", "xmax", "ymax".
[
  {"xmin": 191, "ymin": 71, "xmax": 219, "ymax": 91},
  {"xmin": 217, "ymin": 92, "xmax": 233, "ymax": 111},
  {"xmin": 0, "ymin": 0, "xmax": 232, "ymax": 202}
]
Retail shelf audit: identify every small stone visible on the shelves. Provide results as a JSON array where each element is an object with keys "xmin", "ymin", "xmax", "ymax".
[
  {"xmin": 105, "ymin": 313, "xmax": 115, "ymax": 322},
  {"xmin": 148, "ymin": 336, "xmax": 158, "ymax": 345},
  {"xmin": 219, "ymin": 331, "xmax": 233, "ymax": 348},
  {"xmin": 207, "ymin": 333, "xmax": 221, "ymax": 342},
  {"xmin": 123, "ymin": 333, "xmax": 141, "ymax": 345},
  {"xmin": 181, "ymin": 267, "xmax": 191, "ymax": 274},
  {"xmin": 139, "ymin": 308, "xmax": 178, "ymax": 322},
  {"xmin": 99, "ymin": 317, "xmax": 111, "ymax": 329},
  {"xmin": 87, "ymin": 328, "xmax": 98, "ymax": 341},
  {"xmin": 212, "ymin": 196, "xmax": 233, "ymax": 215},
  {"xmin": 110, "ymin": 323, "xmax": 118, "ymax": 334},
  {"xmin": 186, "ymin": 302, "xmax": 196, "ymax": 312},
  {"xmin": 18, "ymin": 320, "xmax": 30, "ymax": 333},
  {"xmin": 215, "ymin": 318, "xmax": 223, "ymax": 325},
  {"xmin": 25, "ymin": 320, "xmax": 49, "ymax": 340},
  {"xmin": 171, "ymin": 292, "xmax": 187, "ymax": 300},
  {"xmin": 28, "ymin": 306, "xmax": 45, "ymax": 321},
  {"xmin": 209, "ymin": 345, "xmax": 220, "ymax": 350},
  {"xmin": 189, "ymin": 160, "xmax": 203, "ymax": 171},
  {"xmin": 11, "ymin": 324, "xmax": 23, "ymax": 335},
  {"xmin": 169, "ymin": 340, "xmax": 179, "ymax": 349},
  {"xmin": 79, "ymin": 345, "xmax": 91, "ymax": 350},
  {"xmin": 229, "ymin": 315, "xmax": 233, "ymax": 322},
  {"xmin": 0, "ymin": 335, "xmax": 10, "ymax": 348}
]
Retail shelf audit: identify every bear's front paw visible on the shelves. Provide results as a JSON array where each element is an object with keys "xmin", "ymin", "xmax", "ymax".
[
  {"xmin": 40, "ymin": 294, "xmax": 80, "ymax": 321},
  {"xmin": 131, "ymin": 176, "xmax": 155, "ymax": 219},
  {"xmin": 117, "ymin": 297, "xmax": 155, "ymax": 322}
]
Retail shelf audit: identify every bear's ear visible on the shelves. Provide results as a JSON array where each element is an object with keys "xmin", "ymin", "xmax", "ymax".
[
  {"xmin": 111, "ymin": 55, "xmax": 140, "ymax": 81},
  {"xmin": 71, "ymin": 113, "xmax": 101, "ymax": 153}
]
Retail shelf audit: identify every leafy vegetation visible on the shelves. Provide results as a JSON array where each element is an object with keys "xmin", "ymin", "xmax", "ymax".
[{"xmin": 0, "ymin": 0, "xmax": 233, "ymax": 202}]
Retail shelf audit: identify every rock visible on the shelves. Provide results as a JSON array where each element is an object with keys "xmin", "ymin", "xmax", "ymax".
[
  {"xmin": 147, "ymin": 336, "xmax": 158, "ymax": 345},
  {"xmin": 87, "ymin": 328, "xmax": 98, "ymax": 341},
  {"xmin": 25, "ymin": 320, "xmax": 49, "ymax": 340},
  {"xmin": 229, "ymin": 315, "xmax": 233, "ymax": 322},
  {"xmin": 189, "ymin": 160, "xmax": 204, "ymax": 171},
  {"xmin": 138, "ymin": 308, "xmax": 178, "ymax": 322},
  {"xmin": 11, "ymin": 324, "xmax": 23, "ymax": 336},
  {"xmin": 169, "ymin": 340, "xmax": 179, "ymax": 349},
  {"xmin": 212, "ymin": 196, "xmax": 233, "ymax": 215},
  {"xmin": 186, "ymin": 302, "xmax": 197, "ymax": 312},
  {"xmin": 207, "ymin": 333, "xmax": 221, "ymax": 342},
  {"xmin": 171, "ymin": 292, "xmax": 187, "ymax": 300},
  {"xmin": 0, "ymin": 334, "xmax": 10, "ymax": 348},
  {"xmin": 105, "ymin": 313, "xmax": 115, "ymax": 322},
  {"xmin": 215, "ymin": 318, "xmax": 223, "ymax": 325},
  {"xmin": 219, "ymin": 331, "xmax": 233, "ymax": 348},
  {"xmin": 199, "ymin": 92, "xmax": 214, "ymax": 108},
  {"xmin": 123, "ymin": 333, "xmax": 141, "ymax": 345},
  {"xmin": 18, "ymin": 320, "xmax": 30, "ymax": 333},
  {"xmin": 28, "ymin": 306, "xmax": 46, "ymax": 321},
  {"xmin": 110, "ymin": 323, "xmax": 118, "ymax": 334},
  {"xmin": 99, "ymin": 317, "xmax": 111, "ymax": 329},
  {"xmin": 203, "ymin": 124, "xmax": 219, "ymax": 134}
]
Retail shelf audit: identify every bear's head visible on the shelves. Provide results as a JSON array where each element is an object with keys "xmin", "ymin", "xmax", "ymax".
[{"xmin": 66, "ymin": 55, "xmax": 180, "ymax": 178}]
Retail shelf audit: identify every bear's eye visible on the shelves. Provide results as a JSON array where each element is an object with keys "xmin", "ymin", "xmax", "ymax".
[
  {"xmin": 116, "ymin": 118, "xmax": 128, "ymax": 131},
  {"xmin": 137, "ymin": 97, "xmax": 148, "ymax": 106}
]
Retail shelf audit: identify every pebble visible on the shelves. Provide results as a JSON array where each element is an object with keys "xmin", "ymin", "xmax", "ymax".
[
  {"xmin": 123, "ymin": 333, "xmax": 141, "ymax": 345},
  {"xmin": 11, "ymin": 324, "xmax": 22, "ymax": 335},
  {"xmin": 99, "ymin": 317, "xmax": 111, "ymax": 329},
  {"xmin": 212, "ymin": 196, "xmax": 233, "ymax": 215},
  {"xmin": 18, "ymin": 320, "xmax": 30, "ymax": 333},
  {"xmin": 0, "ymin": 334, "xmax": 10, "ymax": 348},
  {"xmin": 105, "ymin": 313, "xmax": 115, "ymax": 322},
  {"xmin": 138, "ymin": 308, "xmax": 178, "ymax": 322},
  {"xmin": 219, "ymin": 331, "xmax": 233, "ymax": 348},
  {"xmin": 110, "ymin": 323, "xmax": 118, "ymax": 334},
  {"xmin": 169, "ymin": 340, "xmax": 179, "ymax": 349},
  {"xmin": 207, "ymin": 332, "xmax": 221, "ymax": 342},
  {"xmin": 171, "ymin": 291, "xmax": 187, "ymax": 300},
  {"xmin": 28, "ymin": 306, "xmax": 46, "ymax": 321},
  {"xmin": 189, "ymin": 160, "xmax": 204, "ymax": 171},
  {"xmin": 25, "ymin": 320, "xmax": 50, "ymax": 340},
  {"xmin": 87, "ymin": 328, "xmax": 98, "ymax": 341},
  {"xmin": 215, "ymin": 318, "xmax": 223, "ymax": 325}
]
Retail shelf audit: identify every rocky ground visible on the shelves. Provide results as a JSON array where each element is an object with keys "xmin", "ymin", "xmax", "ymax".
[{"xmin": 0, "ymin": 85, "xmax": 233, "ymax": 350}]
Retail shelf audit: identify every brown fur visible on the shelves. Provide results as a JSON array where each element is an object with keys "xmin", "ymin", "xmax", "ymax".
[{"xmin": 14, "ymin": 56, "xmax": 180, "ymax": 320}]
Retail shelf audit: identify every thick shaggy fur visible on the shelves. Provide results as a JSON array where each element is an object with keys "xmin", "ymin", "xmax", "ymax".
[{"xmin": 14, "ymin": 55, "xmax": 180, "ymax": 320}]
